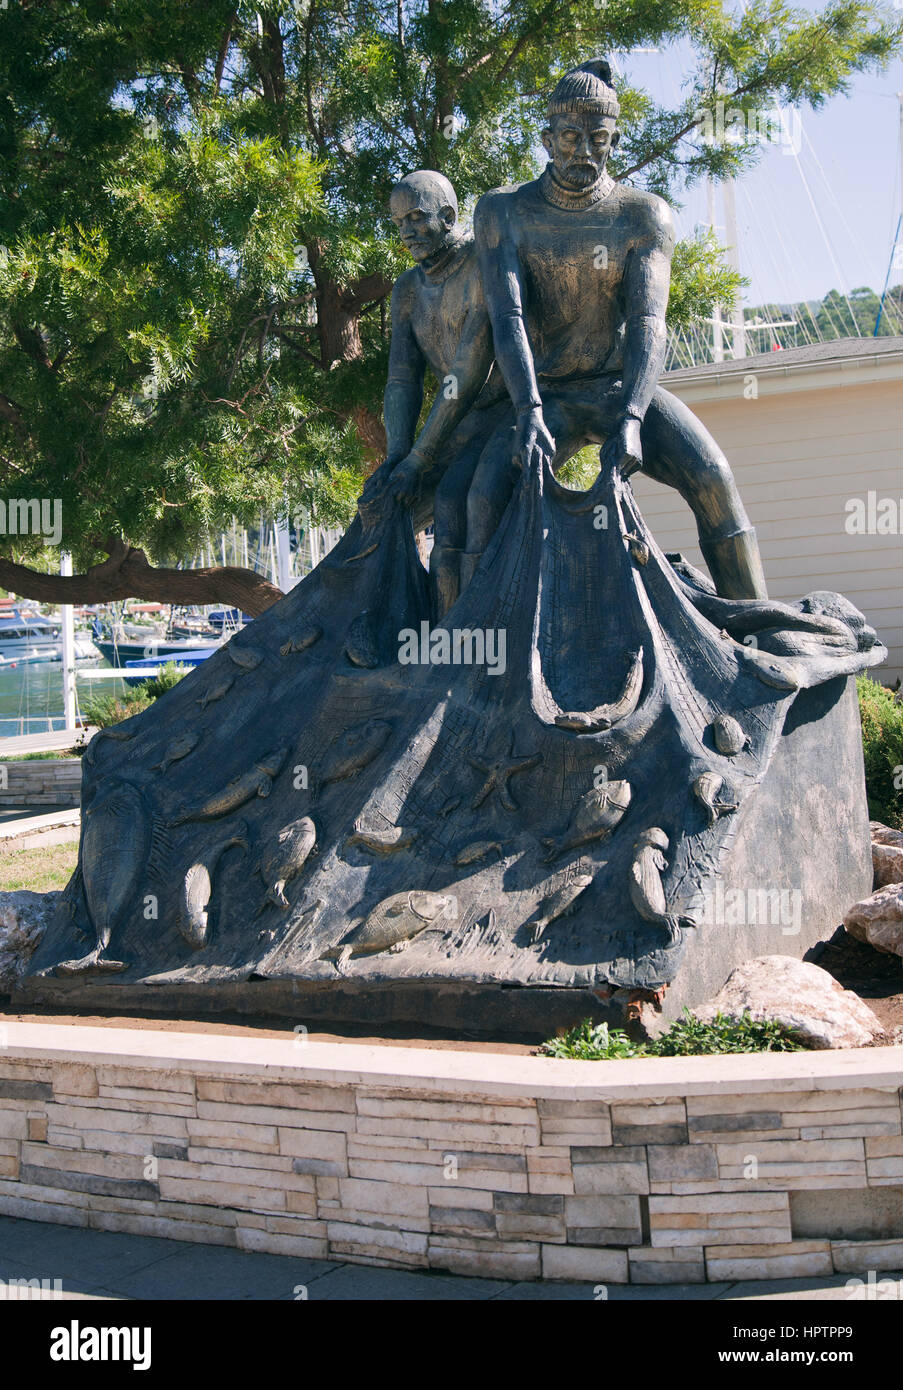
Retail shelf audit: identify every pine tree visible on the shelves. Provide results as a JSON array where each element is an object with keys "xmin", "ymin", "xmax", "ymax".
[{"xmin": 1, "ymin": 0, "xmax": 900, "ymax": 610}]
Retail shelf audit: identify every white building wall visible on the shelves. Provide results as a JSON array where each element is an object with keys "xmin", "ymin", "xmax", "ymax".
[{"xmin": 632, "ymin": 353, "xmax": 903, "ymax": 686}]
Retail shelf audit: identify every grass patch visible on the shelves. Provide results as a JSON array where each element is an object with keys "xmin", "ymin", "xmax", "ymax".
[
  {"xmin": 539, "ymin": 1010, "xmax": 805, "ymax": 1059},
  {"xmin": 4, "ymin": 749, "xmax": 85, "ymax": 760},
  {"xmin": 858, "ymin": 675, "xmax": 903, "ymax": 829},
  {"xmin": 0, "ymin": 840, "xmax": 79, "ymax": 892}
]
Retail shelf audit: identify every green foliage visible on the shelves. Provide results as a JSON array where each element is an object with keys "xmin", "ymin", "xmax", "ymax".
[
  {"xmin": 0, "ymin": 106, "xmax": 333, "ymax": 570},
  {"xmin": 539, "ymin": 1008, "xmax": 805, "ymax": 1058},
  {"xmin": 556, "ymin": 445, "xmax": 602, "ymax": 491},
  {"xmin": 81, "ymin": 689, "xmax": 152, "ymax": 729},
  {"xmin": 857, "ymin": 675, "xmax": 903, "ymax": 830},
  {"xmin": 540, "ymin": 1019, "xmax": 647, "ymax": 1059},
  {"xmin": 667, "ymin": 231, "xmax": 747, "ymax": 335},
  {"xmin": 0, "ymin": 0, "xmax": 899, "ymax": 582},
  {"xmin": 6, "ymin": 750, "xmax": 82, "ymax": 760},
  {"xmin": 669, "ymin": 282, "xmax": 903, "ymax": 365},
  {"xmin": 650, "ymin": 1009, "xmax": 804, "ymax": 1055},
  {"xmin": 81, "ymin": 660, "xmax": 188, "ymax": 726},
  {"xmin": 139, "ymin": 661, "xmax": 190, "ymax": 699}
]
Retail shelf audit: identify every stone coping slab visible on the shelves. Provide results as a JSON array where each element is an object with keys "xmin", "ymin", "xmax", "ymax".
[
  {"xmin": 3, "ymin": 1021, "xmax": 903, "ymax": 1282},
  {"xmin": 2, "ymin": 1020, "xmax": 902, "ymax": 1098},
  {"xmin": 0, "ymin": 806, "xmax": 79, "ymax": 845}
]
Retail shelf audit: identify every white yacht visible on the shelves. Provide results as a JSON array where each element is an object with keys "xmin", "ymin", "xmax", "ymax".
[{"xmin": 0, "ymin": 608, "xmax": 101, "ymax": 664}]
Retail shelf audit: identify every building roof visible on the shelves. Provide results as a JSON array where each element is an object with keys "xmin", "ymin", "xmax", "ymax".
[{"xmin": 663, "ymin": 334, "xmax": 903, "ymax": 385}]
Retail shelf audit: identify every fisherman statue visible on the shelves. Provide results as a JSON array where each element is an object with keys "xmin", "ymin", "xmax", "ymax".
[
  {"xmin": 373, "ymin": 58, "xmax": 767, "ymax": 609},
  {"xmin": 22, "ymin": 58, "xmax": 885, "ymax": 1037}
]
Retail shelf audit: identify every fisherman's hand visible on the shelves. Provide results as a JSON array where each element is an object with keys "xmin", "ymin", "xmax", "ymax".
[
  {"xmin": 360, "ymin": 460, "xmax": 394, "ymax": 504},
  {"xmin": 387, "ymin": 454, "xmax": 427, "ymax": 507},
  {"xmin": 513, "ymin": 406, "xmax": 555, "ymax": 473},
  {"xmin": 601, "ymin": 415, "xmax": 643, "ymax": 478}
]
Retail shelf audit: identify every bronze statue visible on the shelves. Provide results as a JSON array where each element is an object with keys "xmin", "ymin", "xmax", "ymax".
[
  {"xmin": 24, "ymin": 57, "xmax": 884, "ymax": 1038},
  {"xmin": 468, "ymin": 58, "xmax": 767, "ymax": 602}
]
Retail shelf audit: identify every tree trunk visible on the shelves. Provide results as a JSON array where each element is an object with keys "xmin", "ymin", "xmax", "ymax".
[
  {"xmin": 0, "ymin": 538, "xmax": 283, "ymax": 617},
  {"xmin": 353, "ymin": 404, "xmax": 387, "ymax": 461},
  {"xmin": 316, "ymin": 277, "xmax": 365, "ymax": 365}
]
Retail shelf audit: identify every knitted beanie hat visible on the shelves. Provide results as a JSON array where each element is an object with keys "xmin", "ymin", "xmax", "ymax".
[{"xmin": 547, "ymin": 58, "xmax": 620, "ymax": 119}]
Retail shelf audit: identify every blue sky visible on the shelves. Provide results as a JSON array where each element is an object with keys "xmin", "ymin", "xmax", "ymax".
[{"xmin": 613, "ymin": 35, "xmax": 903, "ymax": 310}]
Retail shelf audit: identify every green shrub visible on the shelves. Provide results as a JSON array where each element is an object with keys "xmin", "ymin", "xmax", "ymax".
[
  {"xmin": 6, "ymin": 750, "xmax": 79, "ymax": 760},
  {"xmin": 141, "ymin": 661, "xmax": 190, "ymax": 699},
  {"xmin": 650, "ymin": 1010, "xmax": 804, "ymax": 1055},
  {"xmin": 81, "ymin": 689, "xmax": 152, "ymax": 728},
  {"xmin": 857, "ymin": 675, "xmax": 903, "ymax": 829},
  {"xmin": 556, "ymin": 446, "xmax": 599, "ymax": 491},
  {"xmin": 539, "ymin": 1009, "xmax": 804, "ymax": 1060},
  {"xmin": 81, "ymin": 661, "xmax": 189, "ymax": 728},
  {"xmin": 539, "ymin": 1020, "xmax": 646, "ymax": 1060}
]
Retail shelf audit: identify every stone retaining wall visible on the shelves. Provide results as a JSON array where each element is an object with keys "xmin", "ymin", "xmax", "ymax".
[
  {"xmin": 1, "ymin": 1023, "xmax": 902, "ymax": 1283},
  {"xmin": 0, "ymin": 759, "xmax": 81, "ymax": 808}
]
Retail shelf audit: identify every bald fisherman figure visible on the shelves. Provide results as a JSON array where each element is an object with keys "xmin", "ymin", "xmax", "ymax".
[
  {"xmin": 467, "ymin": 58, "xmax": 768, "ymax": 601},
  {"xmin": 361, "ymin": 170, "xmax": 502, "ymax": 615}
]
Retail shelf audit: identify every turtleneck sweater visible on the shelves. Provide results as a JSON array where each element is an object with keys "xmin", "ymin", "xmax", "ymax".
[{"xmin": 539, "ymin": 163, "xmax": 616, "ymax": 211}]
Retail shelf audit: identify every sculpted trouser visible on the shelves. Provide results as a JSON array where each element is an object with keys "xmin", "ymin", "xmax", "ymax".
[
  {"xmin": 457, "ymin": 375, "xmax": 767, "ymax": 602},
  {"xmin": 420, "ymin": 398, "xmax": 510, "ymax": 618}
]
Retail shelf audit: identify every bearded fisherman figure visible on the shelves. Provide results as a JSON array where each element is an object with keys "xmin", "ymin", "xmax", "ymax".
[{"xmin": 466, "ymin": 57, "xmax": 768, "ymax": 601}]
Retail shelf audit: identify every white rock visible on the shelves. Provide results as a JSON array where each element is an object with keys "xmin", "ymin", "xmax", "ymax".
[
  {"xmin": 870, "ymin": 821, "xmax": 903, "ymax": 849},
  {"xmin": 873, "ymin": 843, "xmax": 903, "ymax": 889},
  {"xmin": 844, "ymin": 884, "xmax": 903, "ymax": 959},
  {"xmin": 0, "ymin": 890, "xmax": 58, "ymax": 991},
  {"xmin": 694, "ymin": 955, "xmax": 885, "ymax": 1050}
]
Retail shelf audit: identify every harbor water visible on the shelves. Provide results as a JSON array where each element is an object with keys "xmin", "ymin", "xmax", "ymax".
[{"xmin": 0, "ymin": 660, "xmax": 131, "ymax": 738}]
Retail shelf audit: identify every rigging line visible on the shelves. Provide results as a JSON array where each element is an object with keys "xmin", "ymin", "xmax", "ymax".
[
  {"xmin": 742, "ymin": 178, "xmax": 821, "ymax": 345},
  {"xmin": 736, "ymin": 181, "xmax": 802, "ymax": 345},
  {"xmin": 779, "ymin": 112, "xmax": 863, "ymax": 336},
  {"xmin": 875, "ymin": 212, "xmax": 903, "ymax": 336},
  {"xmin": 680, "ymin": 324, "xmax": 696, "ymax": 369},
  {"xmin": 812, "ymin": 283, "xmax": 854, "ymax": 344},
  {"xmin": 800, "ymin": 121, "xmax": 875, "ymax": 279},
  {"xmin": 665, "ymin": 324, "xmax": 687, "ymax": 368},
  {"xmin": 803, "ymin": 117, "xmax": 903, "ymax": 340},
  {"xmin": 760, "ymin": 155, "xmax": 848, "ymax": 342}
]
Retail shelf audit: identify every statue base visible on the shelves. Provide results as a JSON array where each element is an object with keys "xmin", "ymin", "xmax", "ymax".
[
  {"xmin": 17, "ymin": 463, "xmax": 883, "ymax": 1037},
  {"xmin": 16, "ymin": 676, "xmax": 870, "ymax": 1039}
]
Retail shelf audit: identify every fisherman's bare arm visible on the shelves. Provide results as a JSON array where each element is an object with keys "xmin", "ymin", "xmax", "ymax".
[
  {"xmin": 388, "ymin": 307, "xmax": 494, "ymax": 504},
  {"xmin": 474, "ymin": 192, "xmax": 555, "ymax": 472},
  {"xmin": 363, "ymin": 275, "xmax": 425, "ymax": 500},
  {"xmin": 601, "ymin": 195, "xmax": 674, "ymax": 477}
]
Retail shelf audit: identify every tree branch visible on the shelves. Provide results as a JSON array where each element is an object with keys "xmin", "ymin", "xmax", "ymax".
[
  {"xmin": 344, "ymin": 271, "xmax": 393, "ymax": 310},
  {"xmin": 273, "ymin": 325, "xmax": 325, "ymax": 367},
  {"xmin": 213, "ymin": 10, "xmax": 237, "ymax": 97},
  {"xmin": 396, "ymin": 0, "xmax": 422, "ymax": 147},
  {"xmin": 619, "ymin": 78, "xmax": 766, "ymax": 180},
  {"xmin": 0, "ymin": 393, "xmax": 26, "ymax": 437},
  {"xmin": 0, "ymin": 537, "xmax": 284, "ymax": 617}
]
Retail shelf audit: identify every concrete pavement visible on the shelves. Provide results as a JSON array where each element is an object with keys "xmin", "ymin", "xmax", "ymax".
[{"xmin": 0, "ymin": 1217, "xmax": 887, "ymax": 1300}]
